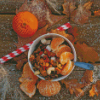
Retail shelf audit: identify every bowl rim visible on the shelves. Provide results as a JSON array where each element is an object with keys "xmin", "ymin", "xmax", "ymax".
[{"xmin": 28, "ymin": 33, "xmax": 77, "ymax": 81}]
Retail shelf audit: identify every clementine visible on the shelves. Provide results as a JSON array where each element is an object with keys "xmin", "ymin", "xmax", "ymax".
[
  {"xmin": 12, "ymin": 11, "xmax": 38, "ymax": 37},
  {"xmin": 37, "ymin": 80, "xmax": 61, "ymax": 96}
]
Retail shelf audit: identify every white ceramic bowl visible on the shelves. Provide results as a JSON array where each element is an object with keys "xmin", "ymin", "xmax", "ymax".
[{"xmin": 28, "ymin": 33, "xmax": 77, "ymax": 81}]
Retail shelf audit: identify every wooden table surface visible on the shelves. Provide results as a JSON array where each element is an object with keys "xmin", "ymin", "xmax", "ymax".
[{"xmin": 0, "ymin": 0, "xmax": 100, "ymax": 100}]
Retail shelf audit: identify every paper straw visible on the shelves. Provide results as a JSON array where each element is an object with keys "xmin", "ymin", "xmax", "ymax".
[{"xmin": 0, "ymin": 22, "xmax": 71, "ymax": 64}]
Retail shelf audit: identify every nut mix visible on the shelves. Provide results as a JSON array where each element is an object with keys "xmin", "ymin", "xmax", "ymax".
[{"xmin": 29, "ymin": 37, "xmax": 74, "ymax": 80}]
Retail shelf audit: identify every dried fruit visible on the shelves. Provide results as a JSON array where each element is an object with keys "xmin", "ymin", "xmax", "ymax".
[
  {"xmin": 75, "ymin": 42, "xmax": 99, "ymax": 63},
  {"xmin": 37, "ymin": 80, "xmax": 61, "ymax": 96},
  {"xmin": 12, "ymin": 11, "xmax": 38, "ymax": 37}
]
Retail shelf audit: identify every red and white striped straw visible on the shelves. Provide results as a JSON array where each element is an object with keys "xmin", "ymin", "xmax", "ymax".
[{"xmin": 0, "ymin": 22, "xmax": 71, "ymax": 64}]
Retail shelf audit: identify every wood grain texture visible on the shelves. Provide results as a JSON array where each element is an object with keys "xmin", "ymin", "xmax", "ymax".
[
  {"xmin": 0, "ymin": 0, "xmax": 100, "ymax": 14},
  {"xmin": 0, "ymin": 15, "xmax": 17, "ymax": 58}
]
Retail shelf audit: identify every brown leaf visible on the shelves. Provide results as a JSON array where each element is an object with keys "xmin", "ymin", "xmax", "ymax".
[
  {"xmin": 61, "ymin": 79, "xmax": 84, "ymax": 96},
  {"xmin": 16, "ymin": 0, "xmax": 29, "ymax": 14},
  {"xmin": 75, "ymin": 42, "xmax": 99, "ymax": 63},
  {"xmin": 89, "ymin": 81, "xmax": 100, "ymax": 97},
  {"xmin": 83, "ymin": 1, "xmax": 93, "ymax": 11},
  {"xmin": 71, "ymin": 1, "xmax": 93, "ymax": 24},
  {"xmin": 61, "ymin": 79, "xmax": 78, "ymax": 89},
  {"xmin": 89, "ymin": 80, "xmax": 100, "ymax": 97},
  {"xmin": 15, "ymin": 25, "xmax": 48, "ymax": 49},
  {"xmin": 46, "ymin": 0, "xmax": 62, "ymax": 15},
  {"xmin": 62, "ymin": 0, "xmax": 76, "ymax": 17},
  {"xmin": 50, "ymin": 29, "xmax": 74, "ymax": 42},
  {"xmin": 74, "ymin": 88, "xmax": 84, "ymax": 97},
  {"xmin": 47, "ymin": 14, "xmax": 65, "ymax": 27},
  {"xmin": 68, "ymin": 27, "xmax": 78, "ymax": 38},
  {"xmin": 13, "ymin": 53, "xmax": 27, "ymax": 62},
  {"xmin": 81, "ymin": 70, "xmax": 93, "ymax": 85},
  {"xmin": 89, "ymin": 84, "xmax": 97, "ymax": 97},
  {"xmin": 94, "ymin": 10, "xmax": 100, "ymax": 16},
  {"xmin": 16, "ymin": 58, "xmax": 27, "ymax": 70}
]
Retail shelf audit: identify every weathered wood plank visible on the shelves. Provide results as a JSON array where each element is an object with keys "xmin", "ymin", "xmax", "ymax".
[
  {"xmin": 0, "ymin": 0, "xmax": 25, "ymax": 13},
  {"xmin": 0, "ymin": 0, "xmax": 100, "ymax": 14},
  {"xmin": 0, "ymin": 15, "xmax": 17, "ymax": 58}
]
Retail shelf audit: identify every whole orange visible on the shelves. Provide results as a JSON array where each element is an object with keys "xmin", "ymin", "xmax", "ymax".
[{"xmin": 12, "ymin": 11, "xmax": 38, "ymax": 38}]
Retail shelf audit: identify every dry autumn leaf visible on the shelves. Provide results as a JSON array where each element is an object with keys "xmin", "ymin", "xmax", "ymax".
[
  {"xmin": 62, "ymin": 0, "xmax": 76, "ymax": 18},
  {"xmin": 47, "ymin": 14, "xmax": 65, "ymax": 27},
  {"xmin": 94, "ymin": 10, "xmax": 100, "ymax": 16},
  {"xmin": 75, "ymin": 42, "xmax": 99, "ymax": 63},
  {"xmin": 89, "ymin": 80, "xmax": 100, "ymax": 97},
  {"xmin": 81, "ymin": 70, "xmax": 93, "ymax": 85},
  {"xmin": 61, "ymin": 79, "xmax": 84, "ymax": 97},
  {"xmin": 50, "ymin": 29, "xmax": 74, "ymax": 42},
  {"xmin": 46, "ymin": 0, "xmax": 62, "ymax": 15},
  {"xmin": 71, "ymin": 1, "xmax": 93, "ymax": 24},
  {"xmin": 16, "ymin": 58, "xmax": 27, "ymax": 70},
  {"xmin": 68, "ymin": 27, "xmax": 78, "ymax": 38}
]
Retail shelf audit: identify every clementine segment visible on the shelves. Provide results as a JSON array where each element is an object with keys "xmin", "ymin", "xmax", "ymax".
[
  {"xmin": 12, "ymin": 11, "xmax": 38, "ymax": 37},
  {"xmin": 56, "ymin": 45, "xmax": 71, "ymax": 57},
  {"xmin": 60, "ymin": 52, "xmax": 74, "ymax": 65},
  {"xmin": 51, "ymin": 37, "xmax": 64, "ymax": 52},
  {"xmin": 61, "ymin": 60, "xmax": 73, "ymax": 75}
]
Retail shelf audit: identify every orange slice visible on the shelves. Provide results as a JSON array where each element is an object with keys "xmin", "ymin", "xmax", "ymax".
[
  {"xmin": 19, "ymin": 62, "xmax": 38, "ymax": 83},
  {"xmin": 20, "ymin": 79, "xmax": 36, "ymax": 98},
  {"xmin": 60, "ymin": 52, "xmax": 74, "ymax": 65},
  {"xmin": 56, "ymin": 44, "xmax": 71, "ymax": 57},
  {"xmin": 51, "ymin": 37, "xmax": 64, "ymax": 52},
  {"xmin": 61, "ymin": 60, "xmax": 73, "ymax": 75}
]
